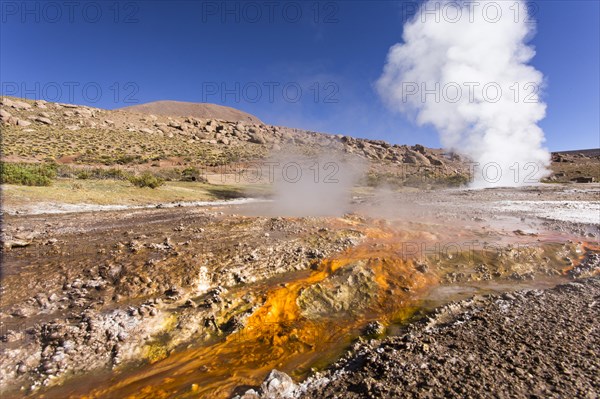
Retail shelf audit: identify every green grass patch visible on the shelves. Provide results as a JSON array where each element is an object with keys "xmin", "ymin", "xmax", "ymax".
[
  {"xmin": 0, "ymin": 162, "xmax": 57, "ymax": 186},
  {"xmin": 127, "ymin": 172, "xmax": 165, "ymax": 189}
]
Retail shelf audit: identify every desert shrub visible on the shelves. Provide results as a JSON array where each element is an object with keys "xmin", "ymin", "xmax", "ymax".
[
  {"xmin": 76, "ymin": 170, "xmax": 92, "ymax": 179},
  {"xmin": 180, "ymin": 167, "xmax": 208, "ymax": 182},
  {"xmin": 0, "ymin": 162, "xmax": 56, "ymax": 186},
  {"xmin": 96, "ymin": 168, "xmax": 127, "ymax": 180},
  {"xmin": 115, "ymin": 154, "xmax": 144, "ymax": 165},
  {"xmin": 364, "ymin": 172, "xmax": 404, "ymax": 188},
  {"xmin": 432, "ymin": 173, "xmax": 470, "ymax": 187},
  {"xmin": 152, "ymin": 168, "xmax": 180, "ymax": 182},
  {"xmin": 128, "ymin": 172, "xmax": 165, "ymax": 189},
  {"xmin": 57, "ymin": 166, "xmax": 128, "ymax": 180}
]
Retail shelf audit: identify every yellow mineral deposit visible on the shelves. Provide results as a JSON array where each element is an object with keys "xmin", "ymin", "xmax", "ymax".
[{"xmin": 76, "ymin": 224, "xmax": 438, "ymax": 399}]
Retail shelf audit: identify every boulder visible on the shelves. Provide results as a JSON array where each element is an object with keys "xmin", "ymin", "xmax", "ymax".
[
  {"xmin": 0, "ymin": 97, "xmax": 15, "ymax": 107},
  {"xmin": 35, "ymin": 117, "xmax": 53, "ymax": 125},
  {"xmin": 406, "ymin": 149, "xmax": 430, "ymax": 165},
  {"xmin": 0, "ymin": 108, "xmax": 12, "ymax": 121},
  {"xmin": 168, "ymin": 121, "xmax": 183, "ymax": 130},
  {"xmin": 426, "ymin": 155, "xmax": 444, "ymax": 166},
  {"xmin": 403, "ymin": 154, "xmax": 417, "ymax": 164},
  {"xmin": 205, "ymin": 124, "xmax": 216, "ymax": 133},
  {"xmin": 75, "ymin": 109, "xmax": 93, "ymax": 117},
  {"xmin": 412, "ymin": 144, "xmax": 426, "ymax": 154},
  {"xmin": 249, "ymin": 133, "xmax": 267, "ymax": 144},
  {"xmin": 12, "ymin": 100, "xmax": 32, "ymax": 110}
]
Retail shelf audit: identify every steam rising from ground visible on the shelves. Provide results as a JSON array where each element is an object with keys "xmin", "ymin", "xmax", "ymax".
[
  {"xmin": 265, "ymin": 152, "xmax": 364, "ymax": 216},
  {"xmin": 377, "ymin": 0, "xmax": 550, "ymax": 187}
]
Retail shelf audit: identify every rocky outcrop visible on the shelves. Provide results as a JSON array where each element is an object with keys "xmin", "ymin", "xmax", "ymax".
[{"xmin": 1, "ymin": 96, "xmax": 470, "ymax": 185}]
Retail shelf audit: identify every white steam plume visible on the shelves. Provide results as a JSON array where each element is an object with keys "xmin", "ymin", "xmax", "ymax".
[
  {"xmin": 377, "ymin": 0, "xmax": 550, "ymax": 187},
  {"xmin": 240, "ymin": 150, "xmax": 365, "ymax": 217}
]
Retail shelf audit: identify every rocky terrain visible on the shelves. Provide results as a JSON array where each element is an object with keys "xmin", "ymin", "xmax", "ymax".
[
  {"xmin": 0, "ymin": 96, "xmax": 473, "ymax": 186},
  {"xmin": 548, "ymin": 149, "xmax": 600, "ymax": 184},
  {"xmin": 1, "ymin": 96, "xmax": 599, "ymax": 398},
  {"xmin": 1, "ymin": 183, "xmax": 598, "ymax": 398},
  {"xmin": 0, "ymin": 206, "xmax": 365, "ymax": 395},
  {"xmin": 3, "ymin": 96, "xmax": 598, "ymax": 188},
  {"xmin": 239, "ymin": 277, "xmax": 600, "ymax": 399}
]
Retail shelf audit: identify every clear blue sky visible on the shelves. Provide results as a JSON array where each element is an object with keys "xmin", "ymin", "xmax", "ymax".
[{"xmin": 1, "ymin": 0, "xmax": 598, "ymax": 151}]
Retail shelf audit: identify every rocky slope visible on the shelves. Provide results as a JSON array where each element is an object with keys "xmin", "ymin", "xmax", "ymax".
[
  {"xmin": 3, "ymin": 96, "xmax": 598, "ymax": 187},
  {"xmin": 0, "ymin": 96, "xmax": 468, "ymax": 186},
  {"xmin": 119, "ymin": 100, "xmax": 263, "ymax": 124}
]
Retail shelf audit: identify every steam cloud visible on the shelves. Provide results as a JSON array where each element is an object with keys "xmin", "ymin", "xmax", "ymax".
[
  {"xmin": 377, "ymin": 0, "xmax": 550, "ymax": 187},
  {"xmin": 268, "ymin": 152, "xmax": 363, "ymax": 216},
  {"xmin": 240, "ymin": 150, "xmax": 365, "ymax": 217}
]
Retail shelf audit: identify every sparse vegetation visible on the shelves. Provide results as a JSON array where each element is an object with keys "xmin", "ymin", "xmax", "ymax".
[
  {"xmin": 180, "ymin": 167, "xmax": 203, "ymax": 182},
  {"xmin": 127, "ymin": 172, "xmax": 165, "ymax": 189},
  {"xmin": 0, "ymin": 162, "xmax": 57, "ymax": 186},
  {"xmin": 67, "ymin": 167, "xmax": 127, "ymax": 180},
  {"xmin": 432, "ymin": 173, "xmax": 470, "ymax": 187}
]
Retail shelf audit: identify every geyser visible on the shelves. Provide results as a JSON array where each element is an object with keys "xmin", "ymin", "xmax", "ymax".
[{"xmin": 377, "ymin": 0, "xmax": 550, "ymax": 187}]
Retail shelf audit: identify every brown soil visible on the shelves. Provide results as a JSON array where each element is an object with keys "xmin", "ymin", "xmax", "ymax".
[{"xmin": 119, "ymin": 100, "xmax": 263, "ymax": 124}]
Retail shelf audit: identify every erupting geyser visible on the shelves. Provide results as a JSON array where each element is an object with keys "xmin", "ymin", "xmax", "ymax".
[{"xmin": 377, "ymin": 0, "xmax": 551, "ymax": 187}]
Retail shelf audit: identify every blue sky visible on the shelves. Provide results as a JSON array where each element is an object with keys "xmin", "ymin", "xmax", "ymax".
[{"xmin": 1, "ymin": 0, "xmax": 598, "ymax": 151}]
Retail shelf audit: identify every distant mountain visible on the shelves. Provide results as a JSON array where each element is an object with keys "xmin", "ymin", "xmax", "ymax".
[
  {"xmin": 119, "ymin": 100, "xmax": 262, "ymax": 124},
  {"xmin": 553, "ymin": 148, "xmax": 600, "ymax": 157}
]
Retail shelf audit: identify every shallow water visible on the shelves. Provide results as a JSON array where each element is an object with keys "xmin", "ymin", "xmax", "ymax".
[{"xmin": 32, "ymin": 222, "xmax": 595, "ymax": 399}]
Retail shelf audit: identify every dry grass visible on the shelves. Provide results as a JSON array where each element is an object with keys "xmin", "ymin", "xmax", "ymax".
[
  {"xmin": 2, "ymin": 124, "xmax": 267, "ymax": 166},
  {"xmin": 2, "ymin": 178, "xmax": 268, "ymax": 208}
]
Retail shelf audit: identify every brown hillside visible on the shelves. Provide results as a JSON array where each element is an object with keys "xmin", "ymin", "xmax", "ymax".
[{"xmin": 120, "ymin": 100, "xmax": 262, "ymax": 123}]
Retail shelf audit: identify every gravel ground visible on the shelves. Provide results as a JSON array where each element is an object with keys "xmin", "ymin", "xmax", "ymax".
[{"xmin": 296, "ymin": 277, "xmax": 600, "ymax": 399}]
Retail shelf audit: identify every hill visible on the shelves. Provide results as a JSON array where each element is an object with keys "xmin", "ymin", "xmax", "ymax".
[{"xmin": 119, "ymin": 100, "xmax": 262, "ymax": 124}]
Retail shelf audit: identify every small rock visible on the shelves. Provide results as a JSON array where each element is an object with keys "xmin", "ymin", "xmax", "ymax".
[
  {"xmin": 363, "ymin": 321, "xmax": 385, "ymax": 337},
  {"xmin": 260, "ymin": 369, "xmax": 297, "ymax": 398}
]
